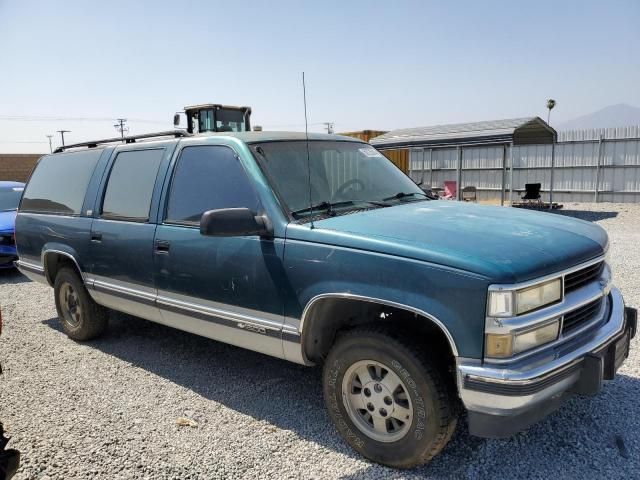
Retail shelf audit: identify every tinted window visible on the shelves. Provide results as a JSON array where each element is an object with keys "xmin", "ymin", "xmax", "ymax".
[
  {"xmin": 0, "ymin": 185, "xmax": 24, "ymax": 211},
  {"xmin": 102, "ymin": 149, "xmax": 164, "ymax": 221},
  {"xmin": 21, "ymin": 150, "xmax": 101, "ymax": 214},
  {"xmin": 166, "ymin": 146, "xmax": 259, "ymax": 224}
]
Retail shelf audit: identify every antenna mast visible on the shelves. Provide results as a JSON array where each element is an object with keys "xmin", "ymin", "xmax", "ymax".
[{"xmin": 302, "ymin": 72, "xmax": 314, "ymax": 229}]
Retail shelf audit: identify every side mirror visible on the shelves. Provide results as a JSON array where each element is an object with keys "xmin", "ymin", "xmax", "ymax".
[
  {"xmin": 200, "ymin": 208, "xmax": 271, "ymax": 237},
  {"xmin": 173, "ymin": 113, "xmax": 181, "ymax": 127}
]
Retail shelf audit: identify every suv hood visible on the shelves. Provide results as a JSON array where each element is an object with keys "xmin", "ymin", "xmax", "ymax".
[{"xmin": 287, "ymin": 201, "xmax": 608, "ymax": 283}]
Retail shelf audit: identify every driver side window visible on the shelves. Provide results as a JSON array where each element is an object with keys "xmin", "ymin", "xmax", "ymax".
[{"xmin": 165, "ymin": 146, "xmax": 260, "ymax": 225}]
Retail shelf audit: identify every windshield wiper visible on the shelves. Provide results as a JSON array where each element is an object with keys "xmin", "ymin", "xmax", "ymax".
[
  {"xmin": 291, "ymin": 200, "xmax": 390, "ymax": 218},
  {"xmin": 291, "ymin": 200, "xmax": 355, "ymax": 218},
  {"xmin": 382, "ymin": 191, "xmax": 429, "ymax": 201}
]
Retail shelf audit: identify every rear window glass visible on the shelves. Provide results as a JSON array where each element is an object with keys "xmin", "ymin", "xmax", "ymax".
[
  {"xmin": 101, "ymin": 149, "xmax": 164, "ymax": 221},
  {"xmin": 21, "ymin": 150, "xmax": 102, "ymax": 214}
]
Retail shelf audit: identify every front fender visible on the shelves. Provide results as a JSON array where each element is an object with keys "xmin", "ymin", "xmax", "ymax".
[{"xmin": 283, "ymin": 240, "xmax": 490, "ymax": 359}]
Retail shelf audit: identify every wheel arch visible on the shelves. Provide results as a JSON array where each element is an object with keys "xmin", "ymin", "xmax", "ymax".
[
  {"xmin": 41, "ymin": 248, "xmax": 85, "ymax": 286},
  {"xmin": 299, "ymin": 293, "xmax": 459, "ymax": 364}
]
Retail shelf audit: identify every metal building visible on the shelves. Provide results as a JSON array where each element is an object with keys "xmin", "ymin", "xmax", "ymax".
[{"xmin": 370, "ymin": 117, "xmax": 557, "ymax": 204}]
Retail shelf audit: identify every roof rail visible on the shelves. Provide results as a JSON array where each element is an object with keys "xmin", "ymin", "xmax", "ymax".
[{"xmin": 53, "ymin": 130, "xmax": 192, "ymax": 153}]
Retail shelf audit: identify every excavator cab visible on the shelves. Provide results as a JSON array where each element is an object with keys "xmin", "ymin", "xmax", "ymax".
[{"xmin": 174, "ymin": 104, "xmax": 252, "ymax": 134}]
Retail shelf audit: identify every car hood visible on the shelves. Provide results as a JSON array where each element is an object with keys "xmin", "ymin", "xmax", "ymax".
[
  {"xmin": 287, "ymin": 201, "xmax": 608, "ymax": 283},
  {"xmin": 0, "ymin": 210, "xmax": 16, "ymax": 233}
]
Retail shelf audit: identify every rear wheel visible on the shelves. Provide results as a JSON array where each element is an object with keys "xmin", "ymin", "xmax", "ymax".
[
  {"xmin": 54, "ymin": 267, "xmax": 108, "ymax": 340},
  {"xmin": 323, "ymin": 327, "xmax": 457, "ymax": 468}
]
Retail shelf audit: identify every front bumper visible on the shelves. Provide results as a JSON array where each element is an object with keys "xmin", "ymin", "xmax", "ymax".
[
  {"xmin": 458, "ymin": 287, "xmax": 636, "ymax": 438},
  {"xmin": 0, "ymin": 243, "xmax": 17, "ymax": 268}
]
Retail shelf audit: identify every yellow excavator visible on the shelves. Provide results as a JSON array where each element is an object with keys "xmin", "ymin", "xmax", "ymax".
[{"xmin": 174, "ymin": 104, "xmax": 252, "ymax": 134}]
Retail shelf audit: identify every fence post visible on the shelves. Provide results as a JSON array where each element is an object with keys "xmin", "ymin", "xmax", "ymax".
[
  {"xmin": 429, "ymin": 149, "xmax": 434, "ymax": 187},
  {"xmin": 421, "ymin": 148, "xmax": 426, "ymax": 185},
  {"xmin": 501, "ymin": 144, "xmax": 507, "ymax": 206},
  {"xmin": 549, "ymin": 142, "xmax": 555, "ymax": 210},
  {"xmin": 594, "ymin": 134, "xmax": 604, "ymax": 203},
  {"xmin": 509, "ymin": 143, "xmax": 514, "ymax": 205},
  {"xmin": 456, "ymin": 146, "xmax": 463, "ymax": 200}
]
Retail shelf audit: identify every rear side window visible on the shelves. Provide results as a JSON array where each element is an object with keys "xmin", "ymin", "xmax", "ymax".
[
  {"xmin": 165, "ymin": 146, "xmax": 259, "ymax": 224},
  {"xmin": 21, "ymin": 150, "xmax": 102, "ymax": 214},
  {"xmin": 101, "ymin": 149, "xmax": 164, "ymax": 221}
]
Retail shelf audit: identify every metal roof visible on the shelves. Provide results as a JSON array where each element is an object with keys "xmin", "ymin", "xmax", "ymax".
[{"xmin": 370, "ymin": 117, "xmax": 556, "ymax": 149}]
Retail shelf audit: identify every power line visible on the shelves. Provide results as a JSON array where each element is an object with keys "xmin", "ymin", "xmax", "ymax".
[{"xmin": 0, "ymin": 114, "xmax": 167, "ymax": 124}]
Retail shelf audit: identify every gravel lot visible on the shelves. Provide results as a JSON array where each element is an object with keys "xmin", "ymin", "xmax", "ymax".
[{"xmin": 1, "ymin": 203, "xmax": 638, "ymax": 479}]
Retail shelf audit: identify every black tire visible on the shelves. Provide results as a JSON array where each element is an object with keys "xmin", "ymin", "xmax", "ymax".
[
  {"xmin": 323, "ymin": 326, "xmax": 457, "ymax": 469},
  {"xmin": 54, "ymin": 267, "xmax": 108, "ymax": 341}
]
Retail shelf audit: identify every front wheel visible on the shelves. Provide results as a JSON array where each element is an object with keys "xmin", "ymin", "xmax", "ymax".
[{"xmin": 323, "ymin": 327, "xmax": 457, "ymax": 468}]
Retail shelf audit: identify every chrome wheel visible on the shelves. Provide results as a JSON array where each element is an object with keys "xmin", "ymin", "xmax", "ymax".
[
  {"xmin": 342, "ymin": 360, "xmax": 414, "ymax": 443},
  {"xmin": 59, "ymin": 282, "xmax": 82, "ymax": 328}
]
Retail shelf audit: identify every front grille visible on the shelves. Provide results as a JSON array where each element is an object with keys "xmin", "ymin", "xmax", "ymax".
[
  {"xmin": 562, "ymin": 298, "xmax": 603, "ymax": 334},
  {"xmin": 564, "ymin": 261, "xmax": 604, "ymax": 293}
]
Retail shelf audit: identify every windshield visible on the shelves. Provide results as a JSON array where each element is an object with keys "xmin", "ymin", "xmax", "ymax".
[
  {"xmin": 0, "ymin": 186, "xmax": 24, "ymax": 211},
  {"xmin": 252, "ymin": 141, "xmax": 426, "ymax": 218}
]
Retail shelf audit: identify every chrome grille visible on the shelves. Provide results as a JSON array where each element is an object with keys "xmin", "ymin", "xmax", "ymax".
[
  {"xmin": 562, "ymin": 298, "xmax": 602, "ymax": 334},
  {"xmin": 564, "ymin": 261, "xmax": 604, "ymax": 294}
]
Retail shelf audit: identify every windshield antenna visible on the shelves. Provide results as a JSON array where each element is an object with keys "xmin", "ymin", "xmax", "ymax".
[{"xmin": 302, "ymin": 72, "xmax": 314, "ymax": 229}]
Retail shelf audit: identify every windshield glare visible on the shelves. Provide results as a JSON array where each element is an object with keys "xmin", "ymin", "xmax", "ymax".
[
  {"xmin": 253, "ymin": 141, "xmax": 424, "ymax": 216},
  {"xmin": 0, "ymin": 187, "xmax": 23, "ymax": 211}
]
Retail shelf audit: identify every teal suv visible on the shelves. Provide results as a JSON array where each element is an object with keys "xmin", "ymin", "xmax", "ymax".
[{"xmin": 15, "ymin": 131, "xmax": 636, "ymax": 468}]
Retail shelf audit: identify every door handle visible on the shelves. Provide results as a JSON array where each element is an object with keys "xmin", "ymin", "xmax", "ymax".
[
  {"xmin": 91, "ymin": 232, "xmax": 102, "ymax": 242},
  {"xmin": 154, "ymin": 240, "xmax": 170, "ymax": 254}
]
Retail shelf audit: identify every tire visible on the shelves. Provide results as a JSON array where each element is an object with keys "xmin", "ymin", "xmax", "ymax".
[
  {"xmin": 54, "ymin": 267, "xmax": 108, "ymax": 341},
  {"xmin": 323, "ymin": 326, "xmax": 458, "ymax": 469}
]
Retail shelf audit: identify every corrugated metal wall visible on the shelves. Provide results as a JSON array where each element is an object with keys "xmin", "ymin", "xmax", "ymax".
[{"xmin": 408, "ymin": 134, "xmax": 640, "ymax": 203}]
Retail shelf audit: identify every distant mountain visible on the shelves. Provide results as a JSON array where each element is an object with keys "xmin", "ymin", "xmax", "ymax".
[{"xmin": 557, "ymin": 104, "xmax": 640, "ymax": 130}]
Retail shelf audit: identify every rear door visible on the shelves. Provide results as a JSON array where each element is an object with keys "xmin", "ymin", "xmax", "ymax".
[
  {"xmin": 152, "ymin": 143, "xmax": 286, "ymax": 358},
  {"xmin": 87, "ymin": 144, "xmax": 174, "ymax": 321}
]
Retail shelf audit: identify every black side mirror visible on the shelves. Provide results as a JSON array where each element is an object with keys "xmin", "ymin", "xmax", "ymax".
[
  {"xmin": 200, "ymin": 208, "xmax": 271, "ymax": 237},
  {"xmin": 173, "ymin": 113, "xmax": 181, "ymax": 127}
]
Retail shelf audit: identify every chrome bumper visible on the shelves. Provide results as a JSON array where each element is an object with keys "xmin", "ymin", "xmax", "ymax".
[{"xmin": 458, "ymin": 287, "xmax": 635, "ymax": 437}]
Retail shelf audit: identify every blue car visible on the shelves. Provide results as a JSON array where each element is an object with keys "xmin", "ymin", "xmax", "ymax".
[{"xmin": 0, "ymin": 181, "xmax": 24, "ymax": 269}]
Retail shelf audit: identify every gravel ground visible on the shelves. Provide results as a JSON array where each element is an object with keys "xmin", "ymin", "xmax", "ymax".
[{"xmin": 0, "ymin": 202, "xmax": 638, "ymax": 479}]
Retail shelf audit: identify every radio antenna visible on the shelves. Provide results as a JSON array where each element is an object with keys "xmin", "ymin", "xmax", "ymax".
[{"xmin": 302, "ymin": 72, "xmax": 314, "ymax": 229}]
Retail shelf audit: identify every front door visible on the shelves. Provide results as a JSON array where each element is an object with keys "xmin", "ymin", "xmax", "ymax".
[{"xmin": 153, "ymin": 144, "xmax": 285, "ymax": 358}]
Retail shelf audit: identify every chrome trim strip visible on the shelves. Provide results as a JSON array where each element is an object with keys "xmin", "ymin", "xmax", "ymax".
[
  {"xmin": 299, "ymin": 293, "xmax": 459, "ymax": 357},
  {"xmin": 90, "ymin": 278, "xmax": 157, "ymax": 303},
  {"xmin": 487, "ymin": 255, "xmax": 605, "ymax": 294},
  {"xmin": 156, "ymin": 295, "xmax": 282, "ymax": 333},
  {"xmin": 15, "ymin": 260, "xmax": 44, "ymax": 272}
]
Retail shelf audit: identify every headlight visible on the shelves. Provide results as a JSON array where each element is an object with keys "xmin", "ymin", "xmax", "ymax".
[
  {"xmin": 487, "ymin": 278, "xmax": 561, "ymax": 317},
  {"xmin": 515, "ymin": 278, "xmax": 562, "ymax": 315},
  {"xmin": 485, "ymin": 319, "xmax": 560, "ymax": 358}
]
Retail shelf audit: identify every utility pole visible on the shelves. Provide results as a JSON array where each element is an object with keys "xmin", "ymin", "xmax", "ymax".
[
  {"xmin": 114, "ymin": 118, "xmax": 128, "ymax": 141},
  {"xmin": 323, "ymin": 122, "xmax": 334, "ymax": 134},
  {"xmin": 46, "ymin": 135, "xmax": 53, "ymax": 153},
  {"xmin": 57, "ymin": 130, "xmax": 70, "ymax": 147}
]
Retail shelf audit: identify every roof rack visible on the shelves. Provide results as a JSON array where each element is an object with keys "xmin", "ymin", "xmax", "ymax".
[{"xmin": 53, "ymin": 130, "xmax": 192, "ymax": 153}]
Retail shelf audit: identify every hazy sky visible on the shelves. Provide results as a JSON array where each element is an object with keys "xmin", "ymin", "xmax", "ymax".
[{"xmin": 1, "ymin": 0, "xmax": 639, "ymax": 153}]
